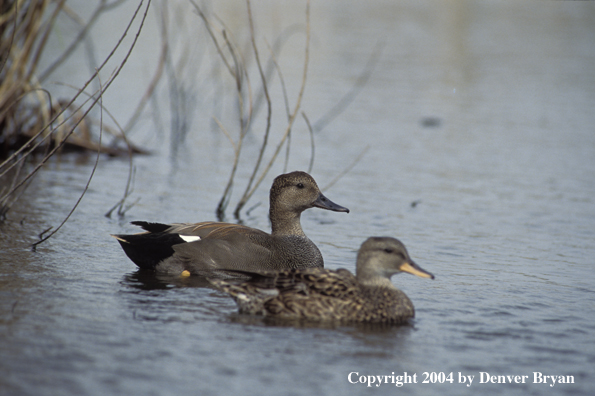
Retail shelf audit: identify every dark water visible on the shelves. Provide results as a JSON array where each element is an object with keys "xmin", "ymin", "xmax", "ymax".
[{"xmin": 2, "ymin": 1, "xmax": 595, "ymax": 395}]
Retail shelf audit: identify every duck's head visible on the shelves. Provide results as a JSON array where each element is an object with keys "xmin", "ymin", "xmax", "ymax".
[
  {"xmin": 270, "ymin": 171, "xmax": 349, "ymax": 218},
  {"xmin": 356, "ymin": 237, "xmax": 434, "ymax": 286}
]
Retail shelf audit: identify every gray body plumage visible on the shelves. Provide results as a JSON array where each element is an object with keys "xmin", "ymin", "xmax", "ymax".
[
  {"xmin": 159, "ymin": 225, "xmax": 324, "ymax": 276},
  {"xmin": 112, "ymin": 171, "xmax": 349, "ymax": 276},
  {"xmin": 210, "ymin": 237, "xmax": 435, "ymax": 324}
]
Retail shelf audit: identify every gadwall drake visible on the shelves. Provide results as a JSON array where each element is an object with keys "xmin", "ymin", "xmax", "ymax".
[
  {"xmin": 112, "ymin": 171, "xmax": 349, "ymax": 277},
  {"xmin": 209, "ymin": 237, "xmax": 434, "ymax": 324}
]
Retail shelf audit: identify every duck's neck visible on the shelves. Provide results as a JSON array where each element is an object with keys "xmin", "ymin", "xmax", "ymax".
[
  {"xmin": 270, "ymin": 209, "xmax": 306, "ymax": 236},
  {"xmin": 358, "ymin": 277, "xmax": 395, "ymax": 289},
  {"xmin": 357, "ymin": 262, "xmax": 396, "ymax": 288}
]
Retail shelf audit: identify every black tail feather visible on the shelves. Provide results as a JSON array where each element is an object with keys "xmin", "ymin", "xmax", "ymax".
[
  {"xmin": 130, "ymin": 221, "xmax": 172, "ymax": 233},
  {"xmin": 114, "ymin": 232, "xmax": 184, "ymax": 270}
]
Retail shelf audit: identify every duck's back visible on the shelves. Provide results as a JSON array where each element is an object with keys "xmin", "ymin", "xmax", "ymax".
[
  {"xmin": 352, "ymin": 286, "xmax": 415, "ymax": 323},
  {"xmin": 167, "ymin": 231, "xmax": 324, "ymax": 275},
  {"xmin": 213, "ymin": 268, "xmax": 416, "ymax": 323},
  {"xmin": 275, "ymin": 279, "xmax": 414, "ymax": 323}
]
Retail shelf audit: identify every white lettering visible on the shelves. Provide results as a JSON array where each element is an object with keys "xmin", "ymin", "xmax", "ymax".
[
  {"xmin": 534, "ymin": 372, "xmax": 575, "ymax": 387},
  {"xmin": 458, "ymin": 372, "xmax": 474, "ymax": 387},
  {"xmin": 565, "ymin": 375, "xmax": 575, "ymax": 384}
]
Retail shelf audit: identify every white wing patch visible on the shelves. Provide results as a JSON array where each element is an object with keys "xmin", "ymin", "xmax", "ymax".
[{"xmin": 179, "ymin": 235, "xmax": 201, "ymax": 243}]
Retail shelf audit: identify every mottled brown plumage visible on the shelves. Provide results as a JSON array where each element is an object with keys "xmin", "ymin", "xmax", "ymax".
[
  {"xmin": 209, "ymin": 237, "xmax": 434, "ymax": 324},
  {"xmin": 112, "ymin": 171, "xmax": 349, "ymax": 276}
]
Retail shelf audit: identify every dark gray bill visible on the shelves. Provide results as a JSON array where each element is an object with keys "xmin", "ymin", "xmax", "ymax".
[{"xmin": 312, "ymin": 193, "xmax": 350, "ymax": 213}]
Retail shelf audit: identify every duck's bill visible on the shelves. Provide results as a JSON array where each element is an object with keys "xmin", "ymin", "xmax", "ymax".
[
  {"xmin": 313, "ymin": 193, "xmax": 350, "ymax": 213},
  {"xmin": 401, "ymin": 261, "xmax": 435, "ymax": 279}
]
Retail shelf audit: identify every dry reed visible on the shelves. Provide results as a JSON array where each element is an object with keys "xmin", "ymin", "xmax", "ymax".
[
  {"xmin": 0, "ymin": 0, "xmax": 154, "ymax": 239},
  {"xmin": 191, "ymin": 0, "xmax": 374, "ymax": 220}
]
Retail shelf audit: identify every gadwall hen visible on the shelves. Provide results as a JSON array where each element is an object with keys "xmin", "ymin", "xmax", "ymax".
[
  {"xmin": 112, "ymin": 171, "xmax": 349, "ymax": 276},
  {"xmin": 209, "ymin": 237, "xmax": 434, "ymax": 323}
]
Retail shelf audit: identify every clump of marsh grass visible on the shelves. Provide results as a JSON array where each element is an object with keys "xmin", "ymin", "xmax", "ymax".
[
  {"xmin": 0, "ymin": 0, "xmax": 155, "ymax": 243},
  {"xmin": 0, "ymin": 0, "xmax": 377, "ymax": 245},
  {"xmin": 190, "ymin": 0, "xmax": 377, "ymax": 220},
  {"xmin": 191, "ymin": 0, "xmax": 312, "ymax": 220}
]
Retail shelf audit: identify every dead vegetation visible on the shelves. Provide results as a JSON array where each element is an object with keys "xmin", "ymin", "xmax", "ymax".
[
  {"xmin": 0, "ymin": 0, "xmax": 153, "ymax": 232},
  {"xmin": 0, "ymin": 0, "xmax": 375, "ymax": 245},
  {"xmin": 191, "ymin": 0, "xmax": 376, "ymax": 220}
]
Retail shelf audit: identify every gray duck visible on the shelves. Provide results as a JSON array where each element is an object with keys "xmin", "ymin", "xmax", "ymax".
[
  {"xmin": 209, "ymin": 236, "xmax": 434, "ymax": 323},
  {"xmin": 113, "ymin": 171, "xmax": 349, "ymax": 277}
]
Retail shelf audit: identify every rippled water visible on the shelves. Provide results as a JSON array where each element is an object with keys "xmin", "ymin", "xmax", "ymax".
[{"xmin": 2, "ymin": 1, "xmax": 594, "ymax": 395}]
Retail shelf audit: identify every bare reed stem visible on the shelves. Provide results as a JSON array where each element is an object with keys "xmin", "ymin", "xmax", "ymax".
[{"xmin": 232, "ymin": 0, "xmax": 311, "ymax": 218}]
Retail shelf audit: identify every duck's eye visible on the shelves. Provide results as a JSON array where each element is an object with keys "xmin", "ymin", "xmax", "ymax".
[
  {"xmin": 296, "ymin": 183, "xmax": 304, "ymax": 189},
  {"xmin": 384, "ymin": 248, "xmax": 393, "ymax": 254}
]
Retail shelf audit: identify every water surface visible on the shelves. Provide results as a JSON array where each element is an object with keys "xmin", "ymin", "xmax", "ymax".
[{"xmin": 1, "ymin": 1, "xmax": 594, "ymax": 395}]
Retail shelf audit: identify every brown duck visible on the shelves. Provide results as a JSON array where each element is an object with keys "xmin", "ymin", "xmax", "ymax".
[
  {"xmin": 209, "ymin": 237, "xmax": 434, "ymax": 324},
  {"xmin": 112, "ymin": 171, "xmax": 349, "ymax": 276}
]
